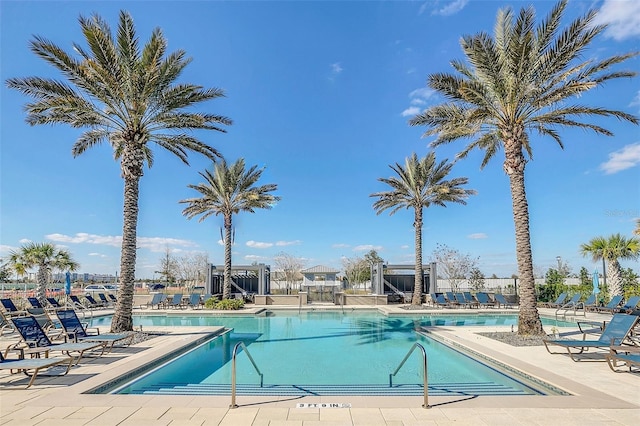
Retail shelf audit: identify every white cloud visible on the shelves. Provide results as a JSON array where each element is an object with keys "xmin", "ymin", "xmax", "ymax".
[
  {"xmin": 592, "ymin": 0, "xmax": 640, "ymax": 41},
  {"xmin": 401, "ymin": 106, "xmax": 421, "ymax": 117},
  {"xmin": 45, "ymin": 233, "xmax": 198, "ymax": 252},
  {"xmin": 468, "ymin": 233, "xmax": 488, "ymax": 239},
  {"xmin": 88, "ymin": 252, "xmax": 107, "ymax": 258},
  {"xmin": 353, "ymin": 244, "xmax": 383, "ymax": 252},
  {"xmin": 275, "ymin": 240, "xmax": 302, "ymax": 247},
  {"xmin": 400, "ymin": 245, "xmax": 410, "ymax": 249},
  {"xmin": 432, "ymin": 0, "xmax": 469, "ymax": 17},
  {"xmin": 411, "ymin": 98, "xmax": 426, "ymax": 106},
  {"xmin": 246, "ymin": 240, "xmax": 273, "ymax": 249},
  {"xmin": 409, "ymin": 88, "xmax": 435, "ymax": 100},
  {"xmin": 330, "ymin": 62, "xmax": 343, "ymax": 74},
  {"xmin": 18, "ymin": 238, "xmax": 32, "ymax": 244},
  {"xmin": 332, "ymin": 243, "xmax": 350, "ymax": 249},
  {"xmin": 244, "ymin": 254, "xmax": 268, "ymax": 261},
  {"xmin": 599, "ymin": 143, "xmax": 640, "ymax": 174}
]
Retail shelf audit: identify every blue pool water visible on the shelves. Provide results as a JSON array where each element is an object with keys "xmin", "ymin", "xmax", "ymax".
[{"xmin": 96, "ymin": 311, "xmax": 561, "ymax": 396}]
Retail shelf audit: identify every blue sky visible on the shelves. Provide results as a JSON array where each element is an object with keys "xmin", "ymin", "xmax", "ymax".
[{"xmin": 1, "ymin": 0, "xmax": 639, "ymax": 279}]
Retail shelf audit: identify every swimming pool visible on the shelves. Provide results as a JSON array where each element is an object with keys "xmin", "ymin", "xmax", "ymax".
[{"xmin": 95, "ymin": 311, "xmax": 565, "ymax": 396}]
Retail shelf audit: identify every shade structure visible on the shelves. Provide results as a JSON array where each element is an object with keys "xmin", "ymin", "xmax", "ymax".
[
  {"xmin": 592, "ymin": 269, "xmax": 600, "ymax": 295},
  {"xmin": 65, "ymin": 271, "xmax": 71, "ymax": 295}
]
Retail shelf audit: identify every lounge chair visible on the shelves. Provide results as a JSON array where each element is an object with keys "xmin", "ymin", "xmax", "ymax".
[
  {"xmin": 0, "ymin": 348, "xmax": 74, "ymax": 389},
  {"xmin": 145, "ymin": 293, "xmax": 166, "ymax": 309},
  {"xmin": 46, "ymin": 297, "xmax": 64, "ymax": 310},
  {"xmin": 494, "ymin": 294, "xmax": 515, "ymax": 308},
  {"xmin": 108, "ymin": 294, "xmax": 117, "ymax": 303},
  {"xmin": 543, "ymin": 313, "xmax": 639, "ymax": 361},
  {"xmin": 605, "ymin": 345, "xmax": 640, "ymax": 372},
  {"xmin": 165, "ymin": 293, "xmax": 185, "ymax": 309},
  {"xmin": 433, "ymin": 294, "xmax": 451, "ymax": 308},
  {"xmin": 445, "ymin": 292, "xmax": 460, "ymax": 307},
  {"xmin": 187, "ymin": 293, "xmax": 202, "ymax": 309},
  {"xmin": 454, "ymin": 293, "xmax": 470, "ymax": 308},
  {"xmin": 55, "ymin": 309, "xmax": 133, "ymax": 353},
  {"xmin": 97, "ymin": 293, "xmax": 112, "ymax": 306},
  {"xmin": 0, "ymin": 311, "xmax": 15, "ymax": 336},
  {"xmin": 475, "ymin": 292, "xmax": 495, "ymax": 308},
  {"xmin": 579, "ymin": 294, "xmax": 597, "ymax": 311},
  {"xmin": 542, "ymin": 292, "xmax": 567, "ymax": 308},
  {"xmin": 463, "ymin": 292, "xmax": 479, "ymax": 308},
  {"xmin": 596, "ymin": 295, "xmax": 623, "ymax": 313},
  {"xmin": 85, "ymin": 295, "xmax": 105, "ymax": 308},
  {"xmin": 27, "ymin": 297, "xmax": 46, "ymax": 310},
  {"xmin": 618, "ymin": 296, "xmax": 640, "ymax": 313},
  {"xmin": 0, "ymin": 299, "xmax": 28, "ymax": 317},
  {"xmin": 8, "ymin": 316, "xmax": 105, "ymax": 364}
]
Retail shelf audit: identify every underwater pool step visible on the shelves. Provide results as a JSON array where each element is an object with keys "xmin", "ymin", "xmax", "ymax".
[{"xmin": 131, "ymin": 382, "xmax": 532, "ymax": 396}]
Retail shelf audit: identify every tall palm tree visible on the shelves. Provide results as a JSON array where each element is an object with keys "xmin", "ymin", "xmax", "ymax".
[
  {"xmin": 409, "ymin": 0, "xmax": 638, "ymax": 334},
  {"xmin": 180, "ymin": 158, "xmax": 280, "ymax": 300},
  {"xmin": 7, "ymin": 242, "xmax": 79, "ymax": 301},
  {"xmin": 370, "ymin": 152, "xmax": 475, "ymax": 305},
  {"xmin": 6, "ymin": 11, "xmax": 231, "ymax": 332},
  {"xmin": 580, "ymin": 234, "xmax": 639, "ymax": 299}
]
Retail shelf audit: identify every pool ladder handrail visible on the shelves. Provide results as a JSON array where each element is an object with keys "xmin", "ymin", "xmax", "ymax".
[
  {"xmin": 389, "ymin": 342, "xmax": 430, "ymax": 409},
  {"xmin": 230, "ymin": 341, "xmax": 264, "ymax": 409}
]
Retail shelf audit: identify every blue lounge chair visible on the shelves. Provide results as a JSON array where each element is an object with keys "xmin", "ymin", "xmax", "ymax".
[
  {"xmin": 543, "ymin": 293, "xmax": 567, "ymax": 308},
  {"xmin": 596, "ymin": 295, "xmax": 623, "ymax": 313},
  {"xmin": 433, "ymin": 294, "xmax": 450, "ymax": 308},
  {"xmin": 462, "ymin": 292, "xmax": 479, "ymax": 308},
  {"xmin": 165, "ymin": 294, "xmax": 185, "ymax": 309},
  {"xmin": 27, "ymin": 297, "xmax": 45, "ymax": 310},
  {"xmin": 9, "ymin": 316, "xmax": 105, "ymax": 364},
  {"xmin": 0, "ymin": 348, "xmax": 74, "ymax": 389},
  {"xmin": 543, "ymin": 313, "xmax": 639, "ymax": 361},
  {"xmin": 494, "ymin": 294, "xmax": 514, "ymax": 308},
  {"xmin": 475, "ymin": 292, "xmax": 495, "ymax": 308},
  {"xmin": 187, "ymin": 293, "xmax": 202, "ymax": 309},
  {"xmin": 454, "ymin": 293, "xmax": 469, "ymax": 308},
  {"xmin": 108, "ymin": 294, "xmax": 117, "ymax": 303},
  {"xmin": 84, "ymin": 295, "xmax": 105, "ymax": 308},
  {"xmin": 445, "ymin": 292, "xmax": 460, "ymax": 307},
  {"xmin": 146, "ymin": 293, "xmax": 166, "ymax": 309},
  {"xmin": 46, "ymin": 297, "xmax": 63, "ymax": 310},
  {"xmin": 580, "ymin": 294, "xmax": 597, "ymax": 311},
  {"xmin": 606, "ymin": 345, "xmax": 640, "ymax": 372},
  {"xmin": 97, "ymin": 293, "xmax": 112, "ymax": 306},
  {"xmin": 0, "ymin": 299, "xmax": 28, "ymax": 317},
  {"xmin": 618, "ymin": 296, "xmax": 640, "ymax": 313},
  {"xmin": 55, "ymin": 309, "xmax": 133, "ymax": 353}
]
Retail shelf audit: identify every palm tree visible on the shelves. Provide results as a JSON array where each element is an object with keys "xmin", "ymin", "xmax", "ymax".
[
  {"xmin": 180, "ymin": 158, "xmax": 280, "ymax": 300},
  {"xmin": 370, "ymin": 152, "xmax": 475, "ymax": 305},
  {"xmin": 409, "ymin": 0, "xmax": 638, "ymax": 334},
  {"xmin": 7, "ymin": 242, "xmax": 79, "ymax": 301},
  {"xmin": 6, "ymin": 11, "xmax": 231, "ymax": 332},
  {"xmin": 580, "ymin": 234, "xmax": 640, "ymax": 299}
]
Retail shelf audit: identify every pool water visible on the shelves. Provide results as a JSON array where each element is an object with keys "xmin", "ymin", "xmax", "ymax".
[{"xmin": 99, "ymin": 311, "xmax": 559, "ymax": 396}]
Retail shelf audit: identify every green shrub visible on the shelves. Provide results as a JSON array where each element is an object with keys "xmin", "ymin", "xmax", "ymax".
[{"xmin": 204, "ymin": 297, "xmax": 244, "ymax": 310}]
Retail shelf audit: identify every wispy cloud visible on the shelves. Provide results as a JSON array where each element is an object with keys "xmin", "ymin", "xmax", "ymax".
[
  {"xmin": 353, "ymin": 244, "xmax": 383, "ymax": 252},
  {"xmin": 45, "ymin": 233, "xmax": 198, "ymax": 252},
  {"xmin": 246, "ymin": 240, "xmax": 273, "ymax": 249},
  {"xmin": 245, "ymin": 254, "xmax": 269, "ymax": 261},
  {"xmin": 468, "ymin": 233, "xmax": 488, "ymax": 239},
  {"xmin": 328, "ymin": 62, "xmax": 343, "ymax": 81},
  {"xmin": 332, "ymin": 243, "xmax": 350, "ymax": 249},
  {"xmin": 599, "ymin": 143, "xmax": 640, "ymax": 174},
  {"xmin": 402, "ymin": 87, "xmax": 436, "ymax": 117},
  {"xmin": 88, "ymin": 252, "xmax": 108, "ymax": 258},
  {"xmin": 401, "ymin": 106, "xmax": 421, "ymax": 117},
  {"xmin": 431, "ymin": 0, "xmax": 469, "ymax": 17},
  {"xmin": 275, "ymin": 240, "xmax": 302, "ymax": 247},
  {"xmin": 592, "ymin": 0, "xmax": 640, "ymax": 41}
]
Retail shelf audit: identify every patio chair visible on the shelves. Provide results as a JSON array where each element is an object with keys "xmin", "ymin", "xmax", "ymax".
[
  {"xmin": 0, "ymin": 299, "xmax": 28, "ymax": 317},
  {"xmin": 0, "ymin": 348, "xmax": 74, "ymax": 389},
  {"xmin": 145, "ymin": 293, "xmax": 166, "ymax": 309},
  {"xmin": 165, "ymin": 293, "xmax": 185, "ymax": 309},
  {"xmin": 85, "ymin": 295, "xmax": 105, "ymax": 308},
  {"xmin": 55, "ymin": 309, "xmax": 133, "ymax": 353},
  {"xmin": 475, "ymin": 292, "xmax": 495, "ymax": 308},
  {"xmin": 46, "ymin": 297, "xmax": 63, "ymax": 310},
  {"xmin": 8, "ymin": 315, "xmax": 105, "ymax": 364},
  {"xmin": 605, "ymin": 345, "xmax": 640, "ymax": 372},
  {"xmin": 445, "ymin": 292, "xmax": 460, "ymax": 307},
  {"xmin": 97, "ymin": 293, "xmax": 112, "ymax": 306},
  {"xmin": 596, "ymin": 295, "xmax": 623, "ymax": 313},
  {"xmin": 494, "ymin": 294, "xmax": 515, "ymax": 308},
  {"xmin": 433, "ymin": 294, "xmax": 451, "ymax": 308},
  {"xmin": 108, "ymin": 294, "xmax": 117, "ymax": 303},
  {"xmin": 463, "ymin": 292, "xmax": 479, "ymax": 308},
  {"xmin": 454, "ymin": 293, "xmax": 472, "ymax": 308},
  {"xmin": 27, "ymin": 297, "xmax": 46, "ymax": 310},
  {"xmin": 579, "ymin": 294, "xmax": 598, "ymax": 311},
  {"xmin": 543, "ymin": 313, "xmax": 639, "ymax": 361},
  {"xmin": 618, "ymin": 296, "xmax": 640, "ymax": 313},
  {"xmin": 542, "ymin": 292, "xmax": 567, "ymax": 308},
  {"xmin": 187, "ymin": 293, "xmax": 202, "ymax": 309}
]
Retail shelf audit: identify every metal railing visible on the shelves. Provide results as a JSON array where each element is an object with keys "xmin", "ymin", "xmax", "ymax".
[
  {"xmin": 389, "ymin": 342, "xmax": 430, "ymax": 408},
  {"xmin": 230, "ymin": 341, "xmax": 264, "ymax": 408}
]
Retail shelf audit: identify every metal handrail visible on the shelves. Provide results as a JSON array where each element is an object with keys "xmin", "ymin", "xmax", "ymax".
[
  {"xmin": 389, "ymin": 342, "xmax": 429, "ymax": 409},
  {"xmin": 230, "ymin": 341, "xmax": 264, "ymax": 408}
]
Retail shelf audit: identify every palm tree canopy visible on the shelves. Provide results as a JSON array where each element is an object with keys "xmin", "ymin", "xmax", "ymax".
[
  {"xmin": 371, "ymin": 152, "xmax": 476, "ymax": 217},
  {"xmin": 7, "ymin": 242, "xmax": 79, "ymax": 274},
  {"xmin": 409, "ymin": 0, "xmax": 638, "ymax": 168},
  {"xmin": 580, "ymin": 233, "xmax": 640, "ymax": 262},
  {"xmin": 5, "ymin": 10, "xmax": 232, "ymax": 170},
  {"xmin": 180, "ymin": 158, "xmax": 281, "ymax": 221}
]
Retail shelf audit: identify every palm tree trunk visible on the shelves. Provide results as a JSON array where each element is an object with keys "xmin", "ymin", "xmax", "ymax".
[
  {"xmin": 36, "ymin": 264, "xmax": 48, "ymax": 301},
  {"xmin": 606, "ymin": 259, "xmax": 623, "ymax": 298},
  {"xmin": 111, "ymin": 174, "xmax": 140, "ymax": 333},
  {"xmin": 412, "ymin": 208, "xmax": 423, "ymax": 305},
  {"xmin": 223, "ymin": 215, "xmax": 232, "ymax": 300},
  {"xmin": 504, "ymin": 134, "xmax": 544, "ymax": 335}
]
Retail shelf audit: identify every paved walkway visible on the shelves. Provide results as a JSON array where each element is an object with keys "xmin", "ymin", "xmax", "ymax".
[{"xmin": 1, "ymin": 306, "xmax": 638, "ymax": 425}]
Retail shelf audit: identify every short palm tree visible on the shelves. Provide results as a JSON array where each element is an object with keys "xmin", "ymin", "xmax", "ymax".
[
  {"xmin": 180, "ymin": 158, "xmax": 280, "ymax": 300},
  {"xmin": 580, "ymin": 234, "xmax": 640, "ymax": 299},
  {"xmin": 7, "ymin": 243, "xmax": 79, "ymax": 301},
  {"xmin": 370, "ymin": 152, "xmax": 475, "ymax": 305},
  {"xmin": 6, "ymin": 11, "xmax": 231, "ymax": 332},
  {"xmin": 409, "ymin": 0, "xmax": 638, "ymax": 334}
]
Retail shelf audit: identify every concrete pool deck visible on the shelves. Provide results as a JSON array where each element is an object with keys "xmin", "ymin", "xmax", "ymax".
[{"xmin": 0, "ymin": 305, "xmax": 638, "ymax": 425}]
